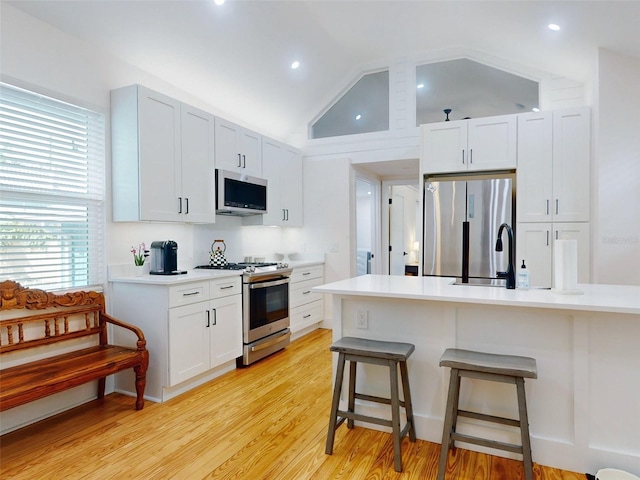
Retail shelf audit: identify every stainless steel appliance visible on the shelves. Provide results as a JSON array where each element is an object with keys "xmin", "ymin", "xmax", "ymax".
[
  {"xmin": 215, "ymin": 169, "xmax": 268, "ymax": 216},
  {"xmin": 195, "ymin": 262, "xmax": 293, "ymax": 366},
  {"xmin": 149, "ymin": 240, "xmax": 187, "ymax": 275},
  {"xmin": 422, "ymin": 171, "xmax": 515, "ymax": 284}
]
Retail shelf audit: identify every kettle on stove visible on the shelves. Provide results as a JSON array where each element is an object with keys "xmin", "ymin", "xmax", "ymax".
[{"xmin": 210, "ymin": 239, "xmax": 228, "ymax": 267}]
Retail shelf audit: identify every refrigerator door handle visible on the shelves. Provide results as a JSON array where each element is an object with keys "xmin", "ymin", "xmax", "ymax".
[{"xmin": 462, "ymin": 221, "xmax": 470, "ymax": 283}]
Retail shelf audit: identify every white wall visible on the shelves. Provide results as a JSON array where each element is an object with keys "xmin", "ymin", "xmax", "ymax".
[{"xmin": 593, "ymin": 49, "xmax": 640, "ymax": 285}]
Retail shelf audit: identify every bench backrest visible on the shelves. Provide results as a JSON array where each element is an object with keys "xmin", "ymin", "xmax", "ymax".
[{"xmin": 0, "ymin": 280, "xmax": 108, "ymax": 355}]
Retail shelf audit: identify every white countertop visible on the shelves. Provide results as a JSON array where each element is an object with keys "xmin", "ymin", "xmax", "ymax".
[
  {"xmin": 108, "ymin": 260, "xmax": 324, "ymax": 286},
  {"xmin": 313, "ymin": 275, "xmax": 640, "ymax": 315}
]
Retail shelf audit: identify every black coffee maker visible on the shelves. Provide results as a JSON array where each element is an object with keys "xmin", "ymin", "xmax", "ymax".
[{"xmin": 149, "ymin": 240, "xmax": 186, "ymax": 275}]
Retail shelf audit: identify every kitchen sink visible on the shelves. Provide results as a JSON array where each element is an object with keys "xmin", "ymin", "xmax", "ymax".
[
  {"xmin": 451, "ymin": 278, "xmax": 506, "ymax": 287},
  {"xmin": 450, "ymin": 279, "xmax": 550, "ymax": 290}
]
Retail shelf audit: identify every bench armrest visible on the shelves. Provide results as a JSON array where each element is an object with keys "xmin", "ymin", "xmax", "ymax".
[{"xmin": 101, "ymin": 312, "xmax": 147, "ymax": 351}]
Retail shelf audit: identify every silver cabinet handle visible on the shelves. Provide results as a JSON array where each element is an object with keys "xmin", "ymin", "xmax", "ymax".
[
  {"xmin": 302, "ymin": 272, "xmax": 311, "ymax": 276},
  {"xmin": 555, "ymin": 199, "xmax": 559, "ymax": 215},
  {"xmin": 469, "ymin": 148, "xmax": 473, "ymax": 164},
  {"xmin": 462, "ymin": 150, "xmax": 465, "ymax": 164},
  {"xmin": 303, "ymin": 314, "xmax": 311, "ymax": 319},
  {"xmin": 242, "ymin": 154, "xmax": 246, "ymax": 168},
  {"xmin": 178, "ymin": 197, "xmax": 183, "ymax": 214},
  {"xmin": 546, "ymin": 230, "xmax": 549, "ymax": 246},
  {"xmin": 206, "ymin": 310, "xmax": 210, "ymax": 328},
  {"xmin": 219, "ymin": 285, "xmax": 234, "ymax": 290},
  {"xmin": 546, "ymin": 199, "xmax": 549, "ymax": 215},
  {"xmin": 211, "ymin": 308, "xmax": 217, "ymax": 326},
  {"xmin": 237, "ymin": 153, "xmax": 242, "ymax": 167},
  {"xmin": 182, "ymin": 291, "xmax": 200, "ymax": 296},
  {"xmin": 303, "ymin": 290, "xmax": 311, "ymax": 295}
]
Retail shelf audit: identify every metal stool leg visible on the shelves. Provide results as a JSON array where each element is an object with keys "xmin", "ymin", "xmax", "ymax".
[
  {"xmin": 437, "ymin": 367, "xmax": 461, "ymax": 480},
  {"xmin": 517, "ymin": 377, "xmax": 534, "ymax": 480},
  {"xmin": 326, "ymin": 352, "xmax": 346, "ymax": 455}
]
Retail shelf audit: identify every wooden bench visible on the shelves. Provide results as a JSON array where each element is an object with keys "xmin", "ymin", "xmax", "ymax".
[{"xmin": 0, "ymin": 280, "xmax": 149, "ymax": 412}]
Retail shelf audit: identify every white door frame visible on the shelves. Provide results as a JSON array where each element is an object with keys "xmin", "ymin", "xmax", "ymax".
[
  {"xmin": 353, "ymin": 169, "xmax": 382, "ymax": 275},
  {"xmin": 381, "ymin": 178, "xmax": 420, "ymax": 275}
]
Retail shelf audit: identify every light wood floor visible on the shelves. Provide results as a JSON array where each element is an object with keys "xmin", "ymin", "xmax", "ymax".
[{"xmin": 1, "ymin": 328, "xmax": 586, "ymax": 479}]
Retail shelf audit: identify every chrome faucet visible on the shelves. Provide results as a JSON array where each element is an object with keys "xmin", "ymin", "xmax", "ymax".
[{"xmin": 495, "ymin": 223, "xmax": 516, "ymax": 289}]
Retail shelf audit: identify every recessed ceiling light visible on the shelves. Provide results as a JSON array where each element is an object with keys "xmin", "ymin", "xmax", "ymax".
[
  {"xmin": 417, "ymin": 83, "xmax": 425, "ymax": 89},
  {"xmin": 214, "ymin": 0, "xmax": 225, "ymax": 5},
  {"xmin": 355, "ymin": 114, "xmax": 362, "ymax": 120},
  {"xmin": 548, "ymin": 23, "xmax": 560, "ymax": 31},
  {"xmin": 291, "ymin": 61, "xmax": 300, "ymax": 69}
]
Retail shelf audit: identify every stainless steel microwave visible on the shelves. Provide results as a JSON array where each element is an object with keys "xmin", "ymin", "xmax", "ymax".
[{"xmin": 215, "ymin": 169, "xmax": 267, "ymax": 216}]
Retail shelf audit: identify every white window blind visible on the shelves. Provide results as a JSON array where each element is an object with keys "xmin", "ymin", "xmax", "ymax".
[{"xmin": 0, "ymin": 82, "xmax": 105, "ymax": 290}]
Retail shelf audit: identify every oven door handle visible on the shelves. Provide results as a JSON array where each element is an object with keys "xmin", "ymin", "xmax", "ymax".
[
  {"xmin": 251, "ymin": 330, "xmax": 291, "ymax": 352},
  {"xmin": 248, "ymin": 277, "xmax": 290, "ymax": 289}
]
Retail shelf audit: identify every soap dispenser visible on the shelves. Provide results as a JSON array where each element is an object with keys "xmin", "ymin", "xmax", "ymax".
[{"xmin": 517, "ymin": 259, "xmax": 530, "ymax": 289}]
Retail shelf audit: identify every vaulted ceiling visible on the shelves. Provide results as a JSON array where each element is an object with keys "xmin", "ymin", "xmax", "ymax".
[{"xmin": 6, "ymin": 1, "xmax": 640, "ymax": 145}]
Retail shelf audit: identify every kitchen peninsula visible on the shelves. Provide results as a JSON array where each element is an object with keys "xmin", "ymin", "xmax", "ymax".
[{"xmin": 313, "ymin": 275, "xmax": 640, "ymax": 474}]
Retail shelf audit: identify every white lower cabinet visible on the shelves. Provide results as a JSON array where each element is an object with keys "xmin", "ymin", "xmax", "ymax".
[
  {"xmin": 289, "ymin": 265, "xmax": 324, "ymax": 333},
  {"xmin": 517, "ymin": 222, "xmax": 590, "ymax": 288},
  {"xmin": 111, "ymin": 275, "xmax": 242, "ymax": 402}
]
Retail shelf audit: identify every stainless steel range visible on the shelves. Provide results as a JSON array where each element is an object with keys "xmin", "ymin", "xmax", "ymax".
[{"xmin": 195, "ymin": 262, "xmax": 293, "ymax": 366}]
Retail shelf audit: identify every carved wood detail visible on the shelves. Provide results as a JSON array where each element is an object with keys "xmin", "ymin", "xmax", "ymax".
[{"xmin": 0, "ymin": 280, "xmax": 104, "ymax": 312}]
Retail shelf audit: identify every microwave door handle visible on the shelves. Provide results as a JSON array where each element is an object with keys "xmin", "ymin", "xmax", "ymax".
[{"xmin": 248, "ymin": 277, "xmax": 290, "ymax": 289}]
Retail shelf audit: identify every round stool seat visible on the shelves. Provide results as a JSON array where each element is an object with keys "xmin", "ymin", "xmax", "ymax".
[{"xmin": 597, "ymin": 469, "xmax": 640, "ymax": 480}]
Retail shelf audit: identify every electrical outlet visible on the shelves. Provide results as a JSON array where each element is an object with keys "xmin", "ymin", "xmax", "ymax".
[
  {"xmin": 329, "ymin": 243, "xmax": 339, "ymax": 253},
  {"xmin": 357, "ymin": 310, "xmax": 368, "ymax": 329}
]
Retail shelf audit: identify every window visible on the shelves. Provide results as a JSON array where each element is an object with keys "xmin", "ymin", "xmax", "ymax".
[
  {"xmin": 415, "ymin": 59, "xmax": 539, "ymax": 126},
  {"xmin": 0, "ymin": 83, "xmax": 105, "ymax": 290},
  {"xmin": 311, "ymin": 70, "xmax": 389, "ymax": 139}
]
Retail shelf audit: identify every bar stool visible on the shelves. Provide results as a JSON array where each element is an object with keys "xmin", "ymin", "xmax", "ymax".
[
  {"xmin": 325, "ymin": 336, "xmax": 416, "ymax": 472},
  {"xmin": 437, "ymin": 348, "xmax": 538, "ymax": 480}
]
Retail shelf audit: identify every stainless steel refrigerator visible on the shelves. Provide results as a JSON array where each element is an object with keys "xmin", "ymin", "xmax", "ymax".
[{"xmin": 422, "ymin": 171, "xmax": 515, "ymax": 283}]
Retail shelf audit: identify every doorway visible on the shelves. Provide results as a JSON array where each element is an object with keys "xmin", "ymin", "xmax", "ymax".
[
  {"xmin": 382, "ymin": 181, "xmax": 420, "ymax": 275},
  {"xmin": 355, "ymin": 175, "xmax": 380, "ymax": 276}
]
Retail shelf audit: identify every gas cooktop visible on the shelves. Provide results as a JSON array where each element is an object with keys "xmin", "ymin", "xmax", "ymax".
[{"xmin": 195, "ymin": 262, "xmax": 277, "ymax": 270}]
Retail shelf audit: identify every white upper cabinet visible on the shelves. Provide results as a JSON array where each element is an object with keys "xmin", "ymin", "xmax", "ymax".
[
  {"xmin": 552, "ymin": 108, "xmax": 591, "ymax": 222},
  {"xmin": 214, "ymin": 117, "xmax": 262, "ymax": 177},
  {"xmin": 180, "ymin": 104, "xmax": 216, "ymax": 223},
  {"xmin": 421, "ymin": 114, "xmax": 517, "ymax": 174},
  {"xmin": 517, "ymin": 107, "xmax": 591, "ymax": 223},
  {"xmin": 244, "ymin": 137, "xmax": 303, "ymax": 227},
  {"xmin": 111, "ymin": 85, "xmax": 215, "ymax": 223}
]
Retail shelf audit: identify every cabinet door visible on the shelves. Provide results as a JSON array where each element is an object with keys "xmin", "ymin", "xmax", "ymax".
[
  {"xmin": 238, "ymin": 128, "xmax": 262, "ymax": 177},
  {"xmin": 421, "ymin": 120, "xmax": 467, "ymax": 174},
  {"xmin": 516, "ymin": 222, "xmax": 553, "ymax": 288},
  {"xmin": 181, "ymin": 105, "xmax": 216, "ymax": 223},
  {"xmin": 168, "ymin": 301, "xmax": 209, "ymax": 386},
  {"xmin": 258, "ymin": 137, "xmax": 283, "ymax": 225},
  {"xmin": 552, "ymin": 108, "xmax": 591, "ymax": 222},
  {"xmin": 209, "ymin": 295, "xmax": 242, "ymax": 368},
  {"xmin": 214, "ymin": 117, "xmax": 242, "ymax": 172},
  {"xmin": 214, "ymin": 117, "xmax": 262, "ymax": 177},
  {"xmin": 553, "ymin": 222, "xmax": 590, "ymax": 284},
  {"xmin": 138, "ymin": 87, "xmax": 182, "ymax": 222},
  {"xmin": 280, "ymin": 146, "xmax": 303, "ymax": 226},
  {"xmin": 467, "ymin": 114, "xmax": 517, "ymax": 171},
  {"xmin": 517, "ymin": 112, "xmax": 553, "ymax": 222}
]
